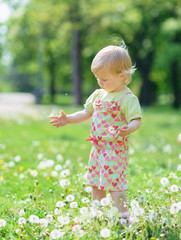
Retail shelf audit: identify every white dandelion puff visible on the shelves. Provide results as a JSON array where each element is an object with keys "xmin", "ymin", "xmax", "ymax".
[
  {"xmin": 160, "ymin": 177, "xmax": 169, "ymax": 186},
  {"xmin": 57, "ymin": 216, "xmax": 70, "ymax": 225},
  {"xmin": 0, "ymin": 219, "xmax": 6, "ymax": 227},
  {"xmin": 100, "ymin": 197, "xmax": 110, "ymax": 207},
  {"xmin": 170, "ymin": 203, "xmax": 179, "ymax": 214},
  {"xmin": 66, "ymin": 194, "xmax": 75, "ymax": 202},
  {"xmin": 39, "ymin": 218, "xmax": 48, "ymax": 227},
  {"xmin": 100, "ymin": 228, "xmax": 111, "ymax": 238},
  {"xmin": 18, "ymin": 217, "xmax": 26, "ymax": 225},
  {"xmin": 81, "ymin": 197, "xmax": 90, "ymax": 203},
  {"xmin": 70, "ymin": 202, "xmax": 78, "ymax": 208},
  {"xmin": 45, "ymin": 214, "xmax": 53, "ymax": 223},
  {"xmin": 170, "ymin": 184, "xmax": 179, "ymax": 192},
  {"xmin": 29, "ymin": 215, "xmax": 39, "ymax": 224},
  {"xmin": 56, "ymin": 201, "xmax": 65, "ymax": 208},
  {"xmin": 50, "ymin": 229, "xmax": 64, "ymax": 239}
]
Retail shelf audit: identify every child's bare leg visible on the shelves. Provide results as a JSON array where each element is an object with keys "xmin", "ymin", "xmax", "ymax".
[
  {"xmin": 92, "ymin": 186, "xmax": 106, "ymax": 200},
  {"xmin": 109, "ymin": 190, "xmax": 128, "ymax": 213}
]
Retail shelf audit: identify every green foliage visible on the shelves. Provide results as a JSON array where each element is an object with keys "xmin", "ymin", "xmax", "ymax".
[{"xmin": 1, "ymin": 0, "xmax": 181, "ymax": 106}]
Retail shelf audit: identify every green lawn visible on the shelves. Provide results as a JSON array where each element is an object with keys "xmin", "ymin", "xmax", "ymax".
[{"xmin": 0, "ymin": 105, "xmax": 181, "ymax": 239}]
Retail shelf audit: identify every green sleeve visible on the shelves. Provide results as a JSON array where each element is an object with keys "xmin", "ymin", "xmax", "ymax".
[
  {"xmin": 84, "ymin": 89, "xmax": 101, "ymax": 114},
  {"xmin": 122, "ymin": 95, "xmax": 142, "ymax": 123}
]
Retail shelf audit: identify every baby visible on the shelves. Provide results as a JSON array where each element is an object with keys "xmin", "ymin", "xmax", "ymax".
[{"xmin": 50, "ymin": 44, "xmax": 142, "ymax": 224}]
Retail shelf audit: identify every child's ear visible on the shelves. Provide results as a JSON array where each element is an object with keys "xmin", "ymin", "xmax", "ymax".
[{"xmin": 119, "ymin": 72, "xmax": 125, "ymax": 80}]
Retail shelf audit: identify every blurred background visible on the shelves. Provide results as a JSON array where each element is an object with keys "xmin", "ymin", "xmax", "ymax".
[{"xmin": 0, "ymin": 0, "xmax": 180, "ymax": 108}]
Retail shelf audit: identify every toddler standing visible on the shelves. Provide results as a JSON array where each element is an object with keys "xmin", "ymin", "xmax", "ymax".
[{"xmin": 50, "ymin": 44, "xmax": 142, "ymax": 224}]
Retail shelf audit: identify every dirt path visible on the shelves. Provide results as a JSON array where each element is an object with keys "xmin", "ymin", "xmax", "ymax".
[{"xmin": 0, "ymin": 93, "xmax": 55, "ymax": 119}]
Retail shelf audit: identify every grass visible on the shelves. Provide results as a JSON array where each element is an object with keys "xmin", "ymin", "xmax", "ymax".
[{"xmin": 0, "ymin": 104, "xmax": 181, "ymax": 239}]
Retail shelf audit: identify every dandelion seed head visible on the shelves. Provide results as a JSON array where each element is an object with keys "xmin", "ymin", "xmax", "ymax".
[
  {"xmin": 100, "ymin": 228, "xmax": 111, "ymax": 238},
  {"xmin": 29, "ymin": 215, "xmax": 39, "ymax": 224},
  {"xmin": 170, "ymin": 184, "xmax": 179, "ymax": 192},
  {"xmin": 70, "ymin": 201, "xmax": 78, "ymax": 208},
  {"xmin": 160, "ymin": 177, "xmax": 169, "ymax": 186},
  {"xmin": 18, "ymin": 217, "xmax": 26, "ymax": 225},
  {"xmin": 100, "ymin": 197, "xmax": 110, "ymax": 207},
  {"xmin": 0, "ymin": 219, "xmax": 6, "ymax": 227}
]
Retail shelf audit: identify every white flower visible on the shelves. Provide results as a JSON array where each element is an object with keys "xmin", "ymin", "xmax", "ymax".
[
  {"xmin": 50, "ymin": 229, "xmax": 64, "ymax": 239},
  {"xmin": 56, "ymin": 154, "xmax": 64, "ymax": 161},
  {"xmin": 30, "ymin": 170, "xmax": 38, "ymax": 177},
  {"xmin": 79, "ymin": 207, "xmax": 88, "ymax": 215},
  {"xmin": 15, "ymin": 228, "xmax": 21, "ymax": 234},
  {"xmin": 38, "ymin": 161, "xmax": 47, "ymax": 169},
  {"xmin": 19, "ymin": 209, "xmax": 25, "ymax": 216},
  {"xmin": 169, "ymin": 172, "xmax": 177, "ymax": 179},
  {"xmin": 177, "ymin": 201, "xmax": 181, "ymax": 211},
  {"xmin": 149, "ymin": 210, "xmax": 158, "ymax": 222},
  {"xmin": 51, "ymin": 171, "xmax": 58, "ymax": 177},
  {"xmin": 84, "ymin": 186, "xmax": 92, "ymax": 193},
  {"xmin": 177, "ymin": 164, "xmax": 181, "ymax": 171},
  {"xmin": 0, "ymin": 219, "xmax": 6, "ymax": 227},
  {"xmin": 160, "ymin": 177, "xmax": 169, "ymax": 186},
  {"xmin": 46, "ymin": 159, "xmax": 55, "ymax": 167},
  {"xmin": 100, "ymin": 197, "xmax": 110, "ymax": 207},
  {"xmin": 92, "ymin": 200, "xmax": 100, "ymax": 207},
  {"xmin": 29, "ymin": 215, "xmax": 39, "ymax": 224},
  {"xmin": 57, "ymin": 216, "xmax": 70, "ymax": 225},
  {"xmin": 133, "ymin": 207, "xmax": 144, "ymax": 217},
  {"xmin": 45, "ymin": 214, "xmax": 53, "ymax": 223},
  {"xmin": 61, "ymin": 169, "xmax": 70, "ymax": 178},
  {"xmin": 64, "ymin": 160, "xmax": 71, "ymax": 166},
  {"xmin": 72, "ymin": 225, "xmax": 85, "ymax": 237},
  {"xmin": 170, "ymin": 203, "xmax": 179, "ymax": 214},
  {"xmin": 18, "ymin": 217, "xmax": 26, "ymax": 225},
  {"xmin": 90, "ymin": 207, "xmax": 103, "ymax": 218},
  {"xmin": 54, "ymin": 208, "xmax": 61, "ymax": 215},
  {"xmin": 19, "ymin": 173, "xmax": 24, "ymax": 179},
  {"xmin": 70, "ymin": 202, "xmax": 78, "ymax": 208},
  {"xmin": 14, "ymin": 155, "xmax": 21, "ymax": 162},
  {"xmin": 81, "ymin": 197, "xmax": 90, "ymax": 203},
  {"xmin": 170, "ymin": 184, "xmax": 179, "ymax": 192},
  {"xmin": 100, "ymin": 228, "xmax": 111, "ymax": 238},
  {"xmin": 55, "ymin": 164, "xmax": 62, "ymax": 171},
  {"xmin": 37, "ymin": 153, "xmax": 44, "ymax": 160},
  {"xmin": 66, "ymin": 194, "xmax": 75, "ymax": 202},
  {"xmin": 39, "ymin": 218, "xmax": 48, "ymax": 227},
  {"xmin": 130, "ymin": 200, "xmax": 139, "ymax": 209},
  {"xmin": 8, "ymin": 161, "xmax": 15, "ymax": 167},
  {"xmin": 108, "ymin": 207, "xmax": 119, "ymax": 218},
  {"xmin": 59, "ymin": 179, "xmax": 70, "ymax": 188},
  {"xmin": 56, "ymin": 201, "xmax": 65, "ymax": 208},
  {"xmin": 108, "ymin": 126, "xmax": 117, "ymax": 135}
]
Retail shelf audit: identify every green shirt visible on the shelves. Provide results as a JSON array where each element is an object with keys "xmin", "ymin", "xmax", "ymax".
[{"xmin": 84, "ymin": 87, "xmax": 142, "ymax": 123}]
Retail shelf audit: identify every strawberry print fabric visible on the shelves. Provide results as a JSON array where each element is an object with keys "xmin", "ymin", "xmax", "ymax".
[{"xmin": 86, "ymin": 91, "xmax": 132, "ymax": 191}]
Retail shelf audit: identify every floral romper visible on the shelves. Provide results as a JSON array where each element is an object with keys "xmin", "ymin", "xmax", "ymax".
[{"xmin": 85, "ymin": 88, "xmax": 141, "ymax": 192}]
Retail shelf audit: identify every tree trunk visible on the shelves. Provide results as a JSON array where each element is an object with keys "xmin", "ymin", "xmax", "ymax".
[
  {"xmin": 171, "ymin": 60, "xmax": 180, "ymax": 108},
  {"xmin": 35, "ymin": 31, "xmax": 44, "ymax": 104},
  {"xmin": 71, "ymin": 29, "xmax": 82, "ymax": 105},
  {"xmin": 47, "ymin": 49, "xmax": 56, "ymax": 104}
]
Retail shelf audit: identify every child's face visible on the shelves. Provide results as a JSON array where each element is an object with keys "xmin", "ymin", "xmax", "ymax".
[{"xmin": 95, "ymin": 69, "xmax": 125, "ymax": 93}]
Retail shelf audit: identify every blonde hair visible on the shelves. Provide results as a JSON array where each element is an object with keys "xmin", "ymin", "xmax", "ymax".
[{"xmin": 91, "ymin": 45, "xmax": 136, "ymax": 84}]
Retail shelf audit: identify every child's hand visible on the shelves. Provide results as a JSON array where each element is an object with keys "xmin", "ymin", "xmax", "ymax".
[
  {"xmin": 50, "ymin": 110, "xmax": 68, "ymax": 128},
  {"xmin": 117, "ymin": 125, "xmax": 130, "ymax": 137}
]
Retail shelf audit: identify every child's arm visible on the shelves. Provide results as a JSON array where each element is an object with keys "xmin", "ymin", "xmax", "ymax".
[
  {"xmin": 50, "ymin": 110, "xmax": 92, "ymax": 128},
  {"xmin": 118, "ymin": 118, "xmax": 141, "ymax": 137}
]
